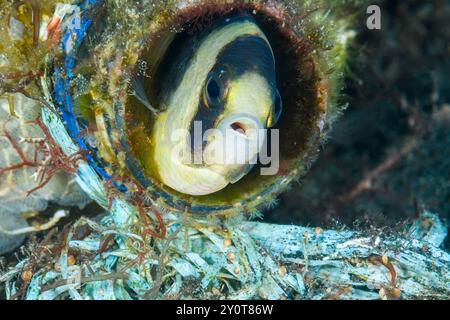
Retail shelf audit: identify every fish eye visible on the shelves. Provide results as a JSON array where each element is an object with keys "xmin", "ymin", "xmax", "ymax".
[
  {"xmin": 273, "ymin": 91, "xmax": 283, "ymax": 125},
  {"xmin": 204, "ymin": 74, "xmax": 224, "ymax": 108}
]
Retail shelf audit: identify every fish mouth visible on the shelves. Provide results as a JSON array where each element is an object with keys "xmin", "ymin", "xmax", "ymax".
[
  {"xmin": 199, "ymin": 114, "xmax": 265, "ymax": 184},
  {"xmin": 230, "ymin": 121, "xmax": 247, "ymax": 135},
  {"xmin": 217, "ymin": 114, "xmax": 265, "ymax": 164},
  {"xmin": 219, "ymin": 113, "xmax": 264, "ymax": 140}
]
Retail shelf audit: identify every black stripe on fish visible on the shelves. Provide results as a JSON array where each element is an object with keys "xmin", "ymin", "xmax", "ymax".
[
  {"xmin": 213, "ymin": 35, "xmax": 276, "ymax": 85},
  {"xmin": 141, "ymin": 14, "xmax": 269, "ymax": 109},
  {"xmin": 189, "ymin": 34, "xmax": 276, "ymax": 154}
]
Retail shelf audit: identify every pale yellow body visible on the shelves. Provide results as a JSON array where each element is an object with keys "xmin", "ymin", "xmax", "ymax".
[{"xmin": 152, "ymin": 20, "xmax": 275, "ymax": 196}]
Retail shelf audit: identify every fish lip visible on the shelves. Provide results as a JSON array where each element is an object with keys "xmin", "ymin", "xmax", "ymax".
[
  {"xmin": 217, "ymin": 112, "xmax": 264, "ymax": 139},
  {"xmin": 201, "ymin": 112, "xmax": 265, "ymax": 169}
]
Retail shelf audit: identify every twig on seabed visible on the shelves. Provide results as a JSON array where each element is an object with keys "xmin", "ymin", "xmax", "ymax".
[
  {"xmin": 338, "ymin": 138, "xmax": 419, "ymax": 205},
  {"xmin": 0, "ymin": 210, "xmax": 67, "ymax": 236}
]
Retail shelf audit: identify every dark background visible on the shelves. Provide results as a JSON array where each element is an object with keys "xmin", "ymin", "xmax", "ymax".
[{"xmin": 264, "ymin": 0, "xmax": 450, "ymax": 248}]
